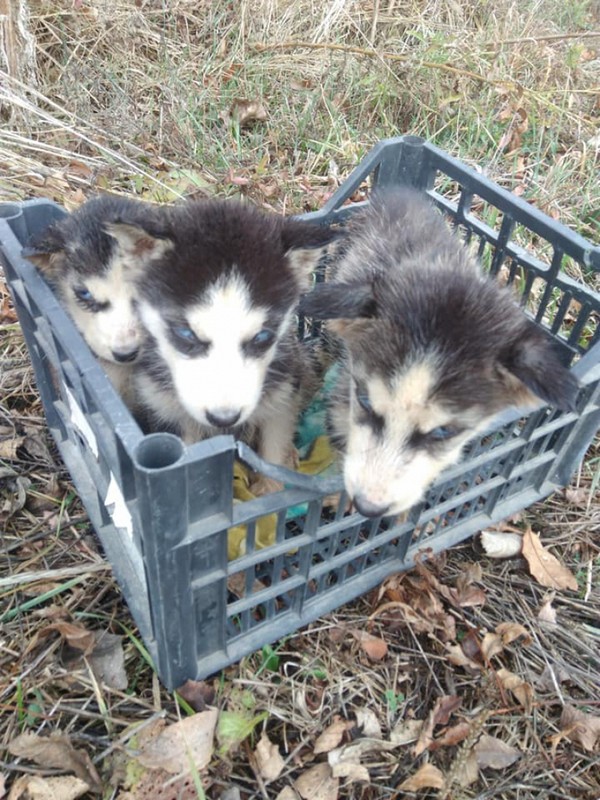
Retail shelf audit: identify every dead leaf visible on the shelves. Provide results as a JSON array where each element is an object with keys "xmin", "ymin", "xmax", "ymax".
[
  {"xmin": 480, "ymin": 632, "xmax": 504, "ymax": 661},
  {"xmin": 390, "ymin": 718, "xmax": 423, "ymax": 746},
  {"xmin": 7, "ymin": 775, "xmax": 89, "ymax": 800},
  {"xmin": 564, "ymin": 487, "xmax": 589, "ymax": 507},
  {"xmin": 522, "ymin": 528, "xmax": 578, "ymax": 591},
  {"xmin": 275, "ymin": 788, "xmax": 299, "ymax": 800},
  {"xmin": 560, "ymin": 705, "xmax": 600, "ymax": 752},
  {"xmin": 294, "ymin": 763, "xmax": 339, "ymax": 800},
  {"xmin": 230, "ymin": 99, "xmax": 268, "ymax": 127},
  {"xmin": 537, "ymin": 664, "xmax": 571, "ymax": 692},
  {"xmin": 0, "ymin": 467, "xmax": 30, "ymax": 521},
  {"xmin": 136, "ymin": 707, "xmax": 218, "ymax": 773},
  {"xmin": 475, "ymin": 735, "xmax": 521, "ymax": 768},
  {"xmin": 313, "ymin": 717, "xmax": 353, "ymax": 755},
  {"xmin": 414, "ymin": 695, "xmax": 461, "ymax": 756},
  {"xmin": 0, "ymin": 435, "xmax": 24, "ymax": 460},
  {"xmin": 255, "ymin": 733, "xmax": 285, "ymax": 781},
  {"xmin": 8, "ymin": 732, "xmax": 102, "ymax": 793},
  {"xmin": 454, "ymin": 749, "xmax": 479, "ymax": 787},
  {"xmin": 480, "ymin": 530, "xmax": 523, "ymax": 558},
  {"xmin": 444, "ymin": 643, "xmax": 482, "ymax": 672},
  {"xmin": 397, "ymin": 763, "xmax": 445, "ymax": 791},
  {"xmin": 330, "ymin": 761, "xmax": 370, "ymax": 782},
  {"xmin": 496, "ymin": 622, "xmax": 532, "ymax": 646},
  {"xmin": 537, "ymin": 598, "xmax": 557, "ymax": 626},
  {"xmin": 355, "ymin": 708, "xmax": 382, "ymax": 739},
  {"xmin": 350, "ymin": 629, "xmax": 388, "ymax": 661},
  {"xmin": 86, "ymin": 631, "xmax": 127, "ymax": 691},
  {"xmin": 177, "ymin": 679, "xmax": 216, "ymax": 712},
  {"xmin": 328, "ymin": 737, "xmax": 399, "ymax": 766},
  {"xmin": 42, "ymin": 621, "xmax": 96, "ymax": 655},
  {"xmin": 430, "ymin": 721, "xmax": 472, "ymax": 750},
  {"xmin": 497, "ymin": 668, "xmax": 534, "ymax": 712}
]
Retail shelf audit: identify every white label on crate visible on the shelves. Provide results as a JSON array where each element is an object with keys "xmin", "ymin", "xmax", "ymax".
[
  {"xmin": 65, "ymin": 386, "xmax": 99, "ymax": 458},
  {"xmin": 105, "ymin": 473, "xmax": 134, "ymax": 539}
]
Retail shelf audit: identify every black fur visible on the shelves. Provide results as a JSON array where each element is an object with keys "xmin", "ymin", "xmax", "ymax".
[{"xmin": 302, "ymin": 188, "xmax": 579, "ymax": 414}]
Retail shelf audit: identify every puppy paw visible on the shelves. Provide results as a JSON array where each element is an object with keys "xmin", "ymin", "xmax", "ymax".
[{"xmin": 249, "ymin": 475, "xmax": 284, "ymax": 497}]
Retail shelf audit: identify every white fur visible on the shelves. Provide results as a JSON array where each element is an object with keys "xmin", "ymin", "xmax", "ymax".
[
  {"xmin": 63, "ymin": 258, "xmax": 143, "ymax": 363},
  {"xmin": 138, "ymin": 273, "xmax": 293, "ymax": 430},
  {"xmin": 342, "ymin": 359, "xmax": 493, "ymax": 514}
]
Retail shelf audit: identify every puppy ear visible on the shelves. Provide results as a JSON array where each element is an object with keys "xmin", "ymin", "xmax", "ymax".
[
  {"xmin": 105, "ymin": 222, "xmax": 174, "ymax": 262},
  {"xmin": 499, "ymin": 322, "xmax": 579, "ymax": 412},
  {"xmin": 299, "ymin": 281, "xmax": 377, "ymax": 320},
  {"xmin": 282, "ymin": 220, "xmax": 344, "ymax": 289},
  {"xmin": 22, "ymin": 224, "xmax": 68, "ymax": 274}
]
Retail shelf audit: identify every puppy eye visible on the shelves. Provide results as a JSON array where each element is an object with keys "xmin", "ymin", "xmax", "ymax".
[
  {"xmin": 427, "ymin": 425, "xmax": 461, "ymax": 441},
  {"xmin": 356, "ymin": 391, "xmax": 372, "ymax": 414},
  {"xmin": 74, "ymin": 286, "xmax": 94, "ymax": 303},
  {"xmin": 251, "ymin": 329, "xmax": 275, "ymax": 347},
  {"xmin": 170, "ymin": 325, "xmax": 210, "ymax": 355},
  {"xmin": 172, "ymin": 325, "xmax": 197, "ymax": 343}
]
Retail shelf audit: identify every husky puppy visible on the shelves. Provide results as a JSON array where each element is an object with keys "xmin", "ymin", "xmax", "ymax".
[
  {"xmin": 22, "ymin": 195, "xmax": 168, "ymax": 405},
  {"xmin": 107, "ymin": 199, "xmax": 338, "ymax": 491},
  {"xmin": 299, "ymin": 189, "xmax": 579, "ymax": 517}
]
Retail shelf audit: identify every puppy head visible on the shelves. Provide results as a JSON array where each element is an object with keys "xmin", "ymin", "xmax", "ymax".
[
  {"xmin": 302, "ymin": 270, "xmax": 579, "ymax": 517},
  {"xmin": 23, "ymin": 196, "xmax": 169, "ymax": 364},
  {"xmin": 127, "ymin": 200, "xmax": 338, "ymax": 429}
]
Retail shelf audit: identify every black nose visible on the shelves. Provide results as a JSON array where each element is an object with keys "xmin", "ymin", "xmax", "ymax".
[
  {"xmin": 206, "ymin": 408, "xmax": 242, "ymax": 428},
  {"xmin": 353, "ymin": 494, "xmax": 391, "ymax": 518},
  {"xmin": 112, "ymin": 347, "xmax": 139, "ymax": 363}
]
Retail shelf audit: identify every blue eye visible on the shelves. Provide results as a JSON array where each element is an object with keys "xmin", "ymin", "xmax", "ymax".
[
  {"xmin": 427, "ymin": 425, "xmax": 460, "ymax": 441},
  {"xmin": 74, "ymin": 286, "xmax": 93, "ymax": 303},
  {"xmin": 173, "ymin": 326, "xmax": 197, "ymax": 342},
  {"xmin": 252, "ymin": 329, "xmax": 275, "ymax": 347},
  {"xmin": 355, "ymin": 384, "xmax": 373, "ymax": 414}
]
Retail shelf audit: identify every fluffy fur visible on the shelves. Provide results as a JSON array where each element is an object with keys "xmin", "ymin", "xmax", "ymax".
[
  {"xmin": 109, "ymin": 198, "xmax": 338, "ymax": 490},
  {"xmin": 299, "ymin": 188, "xmax": 579, "ymax": 517},
  {"xmin": 22, "ymin": 195, "xmax": 168, "ymax": 404}
]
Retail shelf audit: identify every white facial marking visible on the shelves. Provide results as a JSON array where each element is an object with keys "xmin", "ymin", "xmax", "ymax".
[
  {"xmin": 140, "ymin": 273, "xmax": 288, "ymax": 428},
  {"xmin": 343, "ymin": 359, "xmax": 489, "ymax": 514},
  {"xmin": 63, "ymin": 254, "xmax": 143, "ymax": 362}
]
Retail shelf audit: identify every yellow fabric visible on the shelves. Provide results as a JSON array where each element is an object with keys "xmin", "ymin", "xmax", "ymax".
[{"xmin": 227, "ymin": 435, "xmax": 336, "ymax": 561}]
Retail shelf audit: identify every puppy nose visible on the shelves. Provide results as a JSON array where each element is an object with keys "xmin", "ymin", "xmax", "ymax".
[
  {"xmin": 206, "ymin": 408, "xmax": 242, "ymax": 428},
  {"xmin": 111, "ymin": 346, "xmax": 140, "ymax": 363},
  {"xmin": 353, "ymin": 494, "xmax": 391, "ymax": 518}
]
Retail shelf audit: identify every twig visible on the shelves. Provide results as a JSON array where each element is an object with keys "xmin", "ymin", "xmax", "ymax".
[
  {"xmin": 0, "ymin": 562, "xmax": 110, "ymax": 590},
  {"xmin": 484, "ymin": 31, "xmax": 600, "ymax": 47}
]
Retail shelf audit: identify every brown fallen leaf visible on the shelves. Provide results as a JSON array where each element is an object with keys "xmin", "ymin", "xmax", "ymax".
[
  {"xmin": 8, "ymin": 732, "xmax": 102, "ymax": 793},
  {"xmin": 537, "ymin": 664, "xmax": 571, "ymax": 692},
  {"xmin": 390, "ymin": 718, "xmax": 423, "ymax": 746},
  {"xmin": 41, "ymin": 621, "xmax": 96, "ymax": 655},
  {"xmin": 414, "ymin": 695, "xmax": 461, "ymax": 756},
  {"xmin": 294, "ymin": 763, "xmax": 339, "ymax": 800},
  {"xmin": 135, "ymin": 707, "xmax": 218, "ymax": 773},
  {"xmin": 86, "ymin": 631, "xmax": 127, "ymax": 691},
  {"xmin": 255, "ymin": 733, "xmax": 285, "ymax": 782},
  {"xmin": 176, "ymin": 679, "xmax": 216, "ymax": 712},
  {"xmin": 480, "ymin": 632, "xmax": 504, "ymax": 661},
  {"xmin": 564, "ymin": 486, "xmax": 589, "ymax": 507},
  {"xmin": 397, "ymin": 763, "xmax": 445, "ymax": 791},
  {"xmin": 474, "ymin": 734, "xmax": 521, "ymax": 768},
  {"xmin": 0, "ymin": 435, "xmax": 25, "ymax": 460},
  {"xmin": 522, "ymin": 528, "xmax": 578, "ymax": 591},
  {"xmin": 454, "ymin": 749, "xmax": 479, "ymax": 788},
  {"xmin": 7, "ymin": 774, "xmax": 89, "ymax": 800},
  {"xmin": 444, "ymin": 643, "xmax": 482, "ymax": 672},
  {"xmin": 355, "ymin": 708, "xmax": 382, "ymax": 739},
  {"xmin": 560, "ymin": 705, "xmax": 600, "ymax": 752},
  {"xmin": 496, "ymin": 622, "xmax": 532, "ymax": 647},
  {"xmin": 313, "ymin": 717, "xmax": 353, "ymax": 755},
  {"xmin": 275, "ymin": 789, "xmax": 300, "ymax": 800},
  {"xmin": 230, "ymin": 98, "xmax": 268, "ymax": 127},
  {"xmin": 430, "ymin": 721, "xmax": 472, "ymax": 751},
  {"xmin": 330, "ymin": 760, "xmax": 370, "ymax": 782},
  {"xmin": 537, "ymin": 598, "xmax": 558, "ymax": 626},
  {"xmin": 497, "ymin": 668, "xmax": 534, "ymax": 712},
  {"xmin": 350, "ymin": 629, "xmax": 388, "ymax": 661}
]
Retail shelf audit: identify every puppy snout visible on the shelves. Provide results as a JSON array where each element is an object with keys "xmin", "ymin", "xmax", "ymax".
[
  {"xmin": 353, "ymin": 494, "xmax": 391, "ymax": 518},
  {"xmin": 206, "ymin": 408, "xmax": 242, "ymax": 428},
  {"xmin": 111, "ymin": 346, "xmax": 140, "ymax": 363}
]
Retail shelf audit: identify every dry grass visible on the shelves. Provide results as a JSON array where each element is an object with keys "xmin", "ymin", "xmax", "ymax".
[{"xmin": 1, "ymin": 1, "xmax": 599, "ymax": 798}]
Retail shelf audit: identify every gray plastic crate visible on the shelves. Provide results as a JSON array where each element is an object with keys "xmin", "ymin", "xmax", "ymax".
[{"xmin": 1, "ymin": 135, "xmax": 599, "ymax": 690}]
